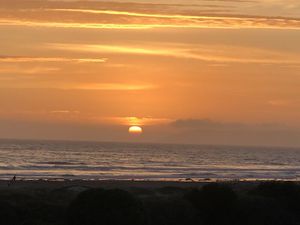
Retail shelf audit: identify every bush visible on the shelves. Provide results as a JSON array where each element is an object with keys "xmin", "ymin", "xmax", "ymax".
[
  {"xmin": 144, "ymin": 196, "xmax": 199, "ymax": 225},
  {"xmin": 235, "ymin": 195, "xmax": 296, "ymax": 225},
  {"xmin": 0, "ymin": 201, "xmax": 20, "ymax": 225},
  {"xmin": 0, "ymin": 192, "xmax": 66, "ymax": 225},
  {"xmin": 251, "ymin": 182, "xmax": 300, "ymax": 211},
  {"xmin": 185, "ymin": 184, "xmax": 238, "ymax": 225},
  {"xmin": 68, "ymin": 189, "xmax": 145, "ymax": 225}
]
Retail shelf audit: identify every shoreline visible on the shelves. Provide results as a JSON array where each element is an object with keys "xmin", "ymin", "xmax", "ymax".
[
  {"xmin": 0, "ymin": 179, "xmax": 246, "ymax": 191},
  {"xmin": 1, "ymin": 178, "xmax": 299, "ymax": 191}
]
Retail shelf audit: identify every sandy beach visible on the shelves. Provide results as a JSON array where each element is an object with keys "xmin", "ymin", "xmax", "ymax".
[
  {"xmin": 0, "ymin": 179, "xmax": 262, "ymax": 192},
  {"xmin": 0, "ymin": 179, "xmax": 299, "ymax": 225}
]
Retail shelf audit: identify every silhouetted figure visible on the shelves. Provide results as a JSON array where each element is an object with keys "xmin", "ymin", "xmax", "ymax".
[{"xmin": 8, "ymin": 175, "xmax": 16, "ymax": 186}]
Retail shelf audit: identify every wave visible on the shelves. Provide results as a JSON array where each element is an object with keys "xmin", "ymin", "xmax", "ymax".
[{"xmin": 1, "ymin": 140, "xmax": 300, "ymax": 180}]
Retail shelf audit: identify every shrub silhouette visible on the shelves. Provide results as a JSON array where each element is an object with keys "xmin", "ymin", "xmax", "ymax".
[
  {"xmin": 235, "ymin": 195, "xmax": 296, "ymax": 225},
  {"xmin": 144, "ymin": 196, "xmax": 199, "ymax": 225},
  {"xmin": 67, "ymin": 188, "xmax": 145, "ymax": 225},
  {"xmin": 1, "ymin": 182, "xmax": 300, "ymax": 225},
  {"xmin": 251, "ymin": 182, "xmax": 300, "ymax": 198},
  {"xmin": 0, "ymin": 201, "xmax": 20, "ymax": 225},
  {"xmin": 157, "ymin": 187, "xmax": 186, "ymax": 195},
  {"xmin": 185, "ymin": 184, "xmax": 238, "ymax": 225},
  {"xmin": 0, "ymin": 191, "xmax": 66, "ymax": 225},
  {"xmin": 250, "ymin": 182, "xmax": 300, "ymax": 212}
]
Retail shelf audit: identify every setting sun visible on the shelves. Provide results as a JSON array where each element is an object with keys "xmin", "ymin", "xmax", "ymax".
[
  {"xmin": 128, "ymin": 126, "xmax": 143, "ymax": 134},
  {"xmin": 1, "ymin": 1, "xmax": 300, "ymax": 224}
]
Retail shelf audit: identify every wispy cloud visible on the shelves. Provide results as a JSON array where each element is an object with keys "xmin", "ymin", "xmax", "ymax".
[
  {"xmin": 0, "ymin": 66, "xmax": 60, "ymax": 74},
  {"xmin": 47, "ymin": 8, "xmax": 230, "ymax": 20},
  {"xmin": 0, "ymin": 110, "xmax": 169, "ymax": 127},
  {"xmin": 65, "ymin": 83, "xmax": 156, "ymax": 91},
  {"xmin": 1, "ymin": 15, "xmax": 300, "ymax": 30},
  {"xmin": 47, "ymin": 43, "xmax": 300, "ymax": 65},
  {"xmin": 0, "ymin": 19, "xmax": 152, "ymax": 29},
  {"xmin": 170, "ymin": 118, "xmax": 293, "ymax": 131},
  {"xmin": 267, "ymin": 99, "xmax": 300, "ymax": 107},
  {"xmin": 0, "ymin": 56, "xmax": 107, "ymax": 63},
  {"xmin": 108, "ymin": 116, "xmax": 172, "ymax": 126},
  {"xmin": 1, "ymin": 1, "xmax": 300, "ymax": 30},
  {"xmin": 50, "ymin": 110, "xmax": 80, "ymax": 114},
  {"xmin": 0, "ymin": 81, "xmax": 155, "ymax": 91}
]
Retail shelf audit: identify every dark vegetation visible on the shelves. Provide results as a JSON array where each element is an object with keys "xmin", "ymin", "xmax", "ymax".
[
  {"xmin": 1, "ymin": 182, "xmax": 300, "ymax": 225},
  {"xmin": 68, "ymin": 189, "xmax": 145, "ymax": 225}
]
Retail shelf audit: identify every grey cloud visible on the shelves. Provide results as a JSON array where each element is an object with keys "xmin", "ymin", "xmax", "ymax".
[
  {"xmin": 164, "ymin": 119, "xmax": 300, "ymax": 147},
  {"xmin": 170, "ymin": 118, "xmax": 289, "ymax": 131},
  {"xmin": 171, "ymin": 119, "xmax": 243, "ymax": 129},
  {"xmin": 0, "ymin": 118, "xmax": 299, "ymax": 147}
]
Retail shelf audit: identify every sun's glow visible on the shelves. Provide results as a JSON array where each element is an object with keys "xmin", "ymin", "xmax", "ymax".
[{"xmin": 128, "ymin": 126, "xmax": 143, "ymax": 134}]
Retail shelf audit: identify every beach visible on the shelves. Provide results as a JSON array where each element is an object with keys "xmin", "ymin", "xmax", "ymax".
[
  {"xmin": 1, "ymin": 140, "xmax": 300, "ymax": 224},
  {"xmin": 1, "ymin": 179, "xmax": 300, "ymax": 225},
  {"xmin": 0, "ymin": 179, "xmax": 261, "ymax": 190}
]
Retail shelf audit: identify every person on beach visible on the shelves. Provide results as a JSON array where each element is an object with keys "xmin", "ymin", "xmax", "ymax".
[{"xmin": 8, "ymin": 175, "xmax": 16, "ymax": 186}]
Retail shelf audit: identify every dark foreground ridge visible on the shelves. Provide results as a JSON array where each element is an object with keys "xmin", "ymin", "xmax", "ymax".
[{"xmin": 1, "ymin": 181, "xmax": 300, "ymax": 225}]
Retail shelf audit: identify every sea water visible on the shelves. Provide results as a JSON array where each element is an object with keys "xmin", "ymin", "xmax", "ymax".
[{"xmin": 0, "ymin": 139, "xmax": 300, "ymax": 181}]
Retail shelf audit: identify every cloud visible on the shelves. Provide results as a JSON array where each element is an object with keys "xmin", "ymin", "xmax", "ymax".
[
  {"xmin": 172, "ymin": 118, "xmax": 295, "ymax": 130},
  {"xmin": 0, "ymin": 66, "xmax": 60, "ymax": 74},
  {"xmin": 47, "ymin": 43, "xmax": 300, "ymax": 65},
  {"xmin": 0, "ymin": 111, "xmax": 168, "ymax": 128},
  {"xmin": 50, "ymin": 110, "xmax": 80, "ymax": 114},
  {"xmin": 0, "ymin": 19, "xmax": 152, "ymax": 29},
  {"xmin": 1, "ymin": 111, "xmax": 300, "ymax": 146},
  {"xmin": 0, "ymin": 56, "xmax": 107, "ymax": 63},
  {"xmin": 162, "ymin": 118, "xmax": 300, "ymax": 146},
  {"xmin": 47, "ymin": 8, "xmax": 231, "ymax": 20},
  {"xmin": 171, "ymin": 119, "xmax": 244, "ymax": 129},
  {"xmin": 267, "ymin": 99, "xmax": 300, "ymax": 107},
  {"xmin": 108, "ymin": 116, "xmax": 172, "ymax": 126},
  {"xmin": 65, "ymin": 83, "xmax": 156, "ymax": 91},
  {"xmin": 170, "ymin": 118, "xmax": 289, "ymax": 130},
  {"xmin": 1, "ymin": 1, "xmax": 300, "ymax": 30},
  {"xmin": 1, "ymin": 14, "xmax": 300, "ymax": 30},
  {"xmin": 0, "ymin": 81, "xmax": 155, "ymax": 91}
]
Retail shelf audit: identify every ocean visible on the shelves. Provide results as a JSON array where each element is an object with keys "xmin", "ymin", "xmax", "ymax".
[{"xmin": 0, "ymin": 139, "xmax": 300, "ymax": 181}]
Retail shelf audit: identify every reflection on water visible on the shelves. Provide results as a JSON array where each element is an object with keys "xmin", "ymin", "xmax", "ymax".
[{"xmin": 0, "ymin": 139, "xmax": 300, "ymax": 181}]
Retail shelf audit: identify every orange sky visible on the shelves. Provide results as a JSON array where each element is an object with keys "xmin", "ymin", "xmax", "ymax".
[{"xmin": 1, "ymin": 0, "xmax": 300, "ymax": 146}]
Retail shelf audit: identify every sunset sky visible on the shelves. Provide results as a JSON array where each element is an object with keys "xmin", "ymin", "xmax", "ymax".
[{"xmin": 1, "ymin": 0, "xmax": 300, "ymax": 146}]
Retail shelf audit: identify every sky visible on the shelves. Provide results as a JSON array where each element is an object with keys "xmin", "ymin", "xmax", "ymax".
[{"xmin": 1, "ymin": 0, "xmax": 300, "ymax": 146}]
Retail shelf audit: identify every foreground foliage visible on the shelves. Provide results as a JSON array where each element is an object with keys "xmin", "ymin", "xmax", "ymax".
[{"xmin": 1, "ymin": 182, "xmax": 300, "ymax": 225}]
